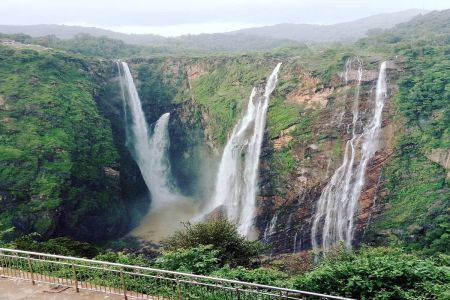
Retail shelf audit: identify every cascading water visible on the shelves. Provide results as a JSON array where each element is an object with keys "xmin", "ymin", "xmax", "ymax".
[
  {"xmin": 311, "ymin": 60, "xmax": 388, "ymax": 252},
  {"xmin": 118, "ymin": 61, "xmax": 200, "ymax": 241},
  {"xmin": 117, "ymin": 61, "xmax": 177, "ymax": 207},
  {"xmin": 204, "ymin": 63, "xmax": 282, "ymax": 237},
  {"xmin": 263, "ymin": 213, "xmax": 278, "ymax": 242}
]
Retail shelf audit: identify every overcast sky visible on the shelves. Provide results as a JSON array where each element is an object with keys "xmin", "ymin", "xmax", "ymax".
[{"xmin": 0, "ymin": 0, "xmax": 448, "ymax": 36}]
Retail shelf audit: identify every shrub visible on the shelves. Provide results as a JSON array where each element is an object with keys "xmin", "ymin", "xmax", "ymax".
[
  {"xmin": 93, "ymin": 252, "xmax": 150, "ymax": 267},
  {"xmin": 154, "ymin": 245, "xmax": 221, "ymax": 275},
  {"xmin": 161, "ymin": 219, "xmax": 265, "ymax": 267},
  {"xmin": 292, "ymin": 246, "xmax": 450, "ymax": 300},
  {"xmin": 212, "ymin": 266, "xmax": 289, "ymax": 287},
  {"xmin": 13, "ymin": 235, "xmax": 101, "ymax": 258}
]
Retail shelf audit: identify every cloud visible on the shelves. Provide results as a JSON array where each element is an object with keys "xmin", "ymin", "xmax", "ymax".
[{"xmin": 0, "ymin": 0, "xmax": 448, "ymax": 34}]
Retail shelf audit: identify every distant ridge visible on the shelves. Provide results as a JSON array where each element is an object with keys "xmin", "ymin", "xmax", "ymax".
[
  {"xmin": 231, "ymin": 9, "xmax": 430, "ymax": 42},
  {"xmin": 0, "ymin": 9, "xmax": 429, "ymax": 45},
  {"xmin": 0, "ymin": 24, "xmax": 165, "ymax": 44}
]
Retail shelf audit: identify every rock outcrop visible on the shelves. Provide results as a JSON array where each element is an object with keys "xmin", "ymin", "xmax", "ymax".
[{"xmin": 427, "ymin": 148, "xmax": 450, "ymax": 179}]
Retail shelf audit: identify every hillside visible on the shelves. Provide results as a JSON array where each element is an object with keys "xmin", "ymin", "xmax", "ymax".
[
  {"xmin": 227, "ymin": 9, "xmax": 428, "ymax": 42},
  {"xmin": 0, "ymin": 47, "xmax": 149, "ymax": 241}
]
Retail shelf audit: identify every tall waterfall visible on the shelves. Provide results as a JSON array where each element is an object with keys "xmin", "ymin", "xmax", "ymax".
[
  {"xmin": 311, "ymin": 60, "xmax": 388, "ymax": 251},
  {"xmin": 205, "ymin": 63, "xmax": 282, "ymax": 236},
  {"xmin": 117, "ymin": 61, "xmax": 176, "ymax": 207}
]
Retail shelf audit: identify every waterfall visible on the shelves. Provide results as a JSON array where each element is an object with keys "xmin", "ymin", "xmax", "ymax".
[
  {"xmin": 293, "ymin": 232, "xmax": 298, "ymax": 254},
  {"xmin": 285, "ymin": 213, "xmax": 293, "ymax": 230},
  {"xmin": 263, "ymin": 213, "xmax": 278, "ymax": 242},
  {"xmin": 117, "ymin": 61, "xmax": 176, "ymax": 207},
  {"xmin": 205, "ymin": 63, "xmax": 282, "ymax": 236},
  {"xmin": 311, "ymin": 60, "xmax": 388, "ymax": 252}
]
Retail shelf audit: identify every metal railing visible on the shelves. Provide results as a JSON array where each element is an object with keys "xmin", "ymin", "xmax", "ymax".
[{"xmin": 0, "ymin": 248, "xmax": 352, "ymax": 300}]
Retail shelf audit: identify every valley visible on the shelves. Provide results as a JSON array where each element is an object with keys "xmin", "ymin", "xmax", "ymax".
[{"xmin": 0, "ymin": 8, "xmax": 449, "ymax": 299}]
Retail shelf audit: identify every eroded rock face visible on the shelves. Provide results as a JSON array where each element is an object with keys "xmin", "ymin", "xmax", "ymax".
[
  {"xmin": 272, "ymin": 125, "xmax": 296, "ymax": 150},
  {"xmin": 427, "ymin": 148, "xmax": 450, "ymax": 179},
  {"xmin": 286, "ymin": 88, "xmax": 332, "ymax": 109},
  {"xmin": 186, "ymin": 63, "xmax": 207, "ymax": 82},
  {"xmin": 343, "ymin": 69, "xmax": 379, "ymax": 82},
  {"xmin": 257, "ymin": 62, "xmax": 397, "ymax": 254},
  {"xmin": 285, "ymin": 73, "xmax": 334, "ymax": 109},
  {"xmin": 104, "ymin": 167, "xmax": 120, "ymax": 178}
]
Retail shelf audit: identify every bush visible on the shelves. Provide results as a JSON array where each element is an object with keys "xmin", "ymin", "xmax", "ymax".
[
  {"xmin": 13, "ymin": 235, "xmax": 101, "ymax": 258},
  {"xmin": 154, "ymin": 245, "xmax": 220, "ymax": 275},
  {"xmin": 292, "ymin": 247, "xmax": 450, "ymax": 300},
  {"xmin": 93, "ymin": 252, "xmax": 150, "ymax": 267},
  {"xmin": 162, "ymin": 219, "xmax": 265, "ymax": 267},
  {"xmin": 212, "ymin": 266, "xmax": 289, "ymax": 287}
]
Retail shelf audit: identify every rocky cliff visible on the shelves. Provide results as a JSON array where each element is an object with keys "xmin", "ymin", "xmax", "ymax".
[{"xmin": 121, "ymin": 55, "xmax": 404, "ymax": 254}]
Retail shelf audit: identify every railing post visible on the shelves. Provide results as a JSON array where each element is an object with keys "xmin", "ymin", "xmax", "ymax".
[
  {"xmin": 27, "ymin": 256, "xmax": 35, "ymax": 285},
  {"xmin": 236, "ymin": 287, "xmax": 241, "ymax": 300},
  {"xmin": 120, "ymin": 270, "xmax": 128, "ymax": 300},
  {"xmin": 71, "ymin": 264, "xmax": 79, "ymax": 292},
  {"xmin": 176, "ymin": 275, "xmax": 182, "ymax": 300}
]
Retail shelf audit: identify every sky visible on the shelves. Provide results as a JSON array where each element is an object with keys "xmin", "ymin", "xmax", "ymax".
[{"xmin": 0, "ymin": 0, "xmax": 448, "ymax": 36}]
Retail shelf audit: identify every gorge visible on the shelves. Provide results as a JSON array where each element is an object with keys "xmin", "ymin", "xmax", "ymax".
[
  {"xmin": 0, "ymin": 7, "xmax": 448, "ymax": 299},
  {"xmin": 116, "ymin": 56, "xmax": 392, "ymax": 253},
  {"xmin": 0, "ymin": 10, "xmax": 448, "ymax": 259}
]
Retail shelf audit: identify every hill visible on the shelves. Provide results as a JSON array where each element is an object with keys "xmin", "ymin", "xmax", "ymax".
[
  {"xmin": 232, "ymin": 9, "xmax": 429, "ymax": 42},
  {"xmin": 0, "ymin": 9, "xmax": 429, "ymax": 53}
]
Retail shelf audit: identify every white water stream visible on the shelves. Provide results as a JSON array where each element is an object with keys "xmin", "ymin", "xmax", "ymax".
[
  {"xmin": 311, "ymin": 60, "xmax": 388, "ymax": 251},
  {"xmin": 203, "ymin": 63, "xmax": 282, "ymax": 237},
  {"xmin": 118, "ymin": 61, "xmax": 198, "ymax": 240}
]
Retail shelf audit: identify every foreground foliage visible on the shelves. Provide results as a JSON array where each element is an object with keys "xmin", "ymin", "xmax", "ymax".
[
  {"xmin": 294, "ymin": 247, "xmax": 449, "ymax": 300},
  {"xmin": 162, "ymin": 219, "xmax": 265, "ymax": 268},
  {"xmin": 4, "ymin": 221, "xmax": 449, "ymax": 299}
]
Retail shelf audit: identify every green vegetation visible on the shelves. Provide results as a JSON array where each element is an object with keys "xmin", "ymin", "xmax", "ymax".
[
  {"xmin": 190, "ymin": 58, "xmax": 272, "ymax": 145},
  {"xmin": 155, "ymin": 245, "xmax": 221, "ymax": 275},
  {"xmin": 162, "ymin": 219, "xmax": 265, "ymax": 268},
  {"xmin": 3, "ymin": 219, "xmax": 450, "ymax": 299},
  {"xmin": 11, "ymin": 235, "xmax": 101, "ymax": 258},
  {"xmin": 136, "ymin": 60, "xmax": 188, "ymax": 112},
  {"xmin": 0, "ymin": 46, "xmax": 127, "ymax": 241},
  {"xmin": 267, "ymin": 95, "xmax": 303, "ymax": 139},
  {"xmin": 366, "ymin": 41, "xmax": 450, "ymax": 254},
  {"xmin": 293, "ymin": 247, "xmax": 449, "ymax": 300}
]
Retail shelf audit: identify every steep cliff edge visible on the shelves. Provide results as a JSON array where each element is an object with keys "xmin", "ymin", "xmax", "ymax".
[{"xmin": 0, "ymin": 47, "xmax": 148, "ymax": 242}]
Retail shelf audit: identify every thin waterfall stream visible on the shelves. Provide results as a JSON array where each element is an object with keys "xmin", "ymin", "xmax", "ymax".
[{"xmin": 311, "ymin": 60, "xmax": 388, "ymax": 252}]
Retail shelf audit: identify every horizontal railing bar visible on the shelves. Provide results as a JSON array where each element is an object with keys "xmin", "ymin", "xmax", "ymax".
[{"xmin": 0, "ymin": 247, "xmax": 353, "ymax": 300}]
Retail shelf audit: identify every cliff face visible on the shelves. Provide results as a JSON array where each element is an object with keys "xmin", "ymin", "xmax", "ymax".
[
  {"xmin": 0, "ymin": 48, "xmax": 148, "ymax": 242},
  {"xmin": 257, "ymin": 62, "xmax": 398, "ymax": 254},
  {"xmin": 123, "ymin": 55, "xmax": 402, "ymax": 254}
]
